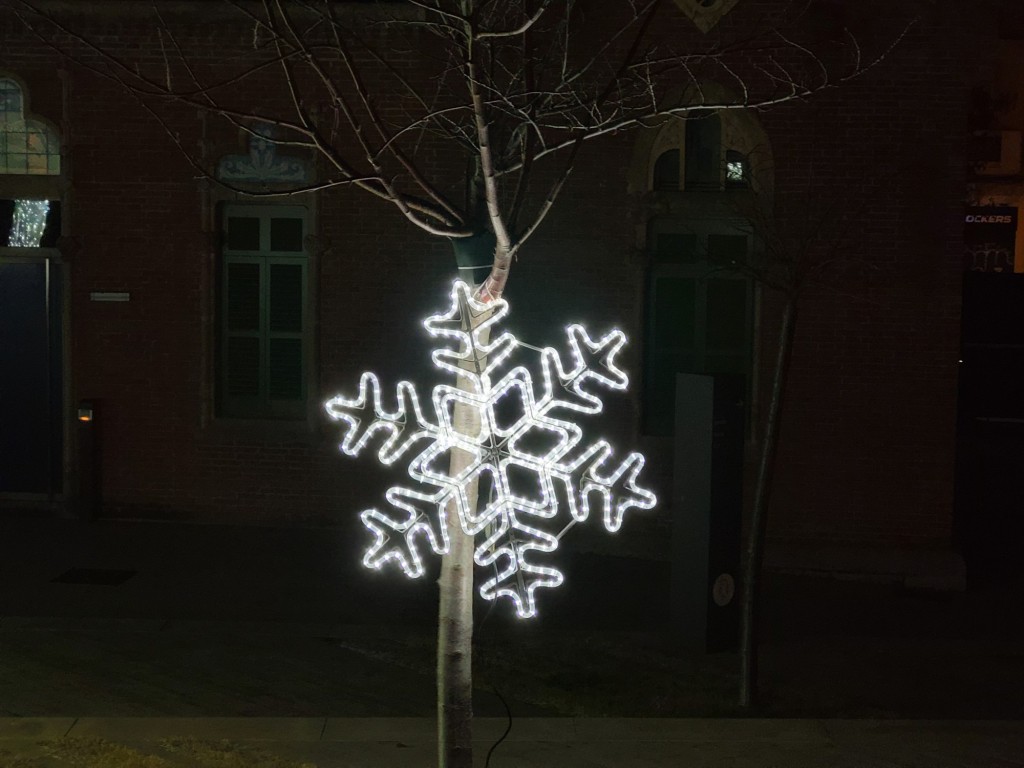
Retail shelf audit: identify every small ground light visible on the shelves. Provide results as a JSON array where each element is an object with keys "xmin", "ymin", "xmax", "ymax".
[{"xmin": 77, "ymin": 402, "xmax": 94, "ymax": 422}]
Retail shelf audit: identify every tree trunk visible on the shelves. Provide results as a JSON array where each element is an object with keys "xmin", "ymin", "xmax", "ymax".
[
  {"xmin": 738, "ymin": 295, "xmax": 797, "ymax": 709},
  {"xmin": 436, "ymin": 268, "xmax": 501, "ymax": 767},
  {"xmin": 437, "ymin": 435, "xmax": 478, "ymax": 768}
]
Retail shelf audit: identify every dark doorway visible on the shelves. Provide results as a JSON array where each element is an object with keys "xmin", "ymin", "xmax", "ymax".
[
  {"xmin": 0, "ymin": 255, "xmax": 63, "ymax": 496},
  {"xmin": 955, "ymin": 272, "xmax": 1024, "ymax": 585}
]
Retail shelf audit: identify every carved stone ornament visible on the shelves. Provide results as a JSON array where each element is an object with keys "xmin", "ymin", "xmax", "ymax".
[
  {"xmin": 216, "ymin": 122, "xmax": 310, "ymax": 184},
  {"xmin": 672, "ymin": 0, "xmax": 741, "ymax": 33}
]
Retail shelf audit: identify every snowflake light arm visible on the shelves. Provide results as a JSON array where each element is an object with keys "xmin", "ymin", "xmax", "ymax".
[
  {"xmin": 477, "ymin": 511, "xmax": 563, "ymax": 619},
  {"xmin": 539, "ymin": 326, "xmax": 629, "ymax": 415},
  {"xmin": 423, "ymin": 280, "xmax": 518, "ymax": 389},
  {"xmin": 360, "ymin": 486, "xmax": 451, "ymax": 578},
  {"xmin": 325, "ymin": 373, "xmax": 437, "ymax": 464},
  {"xmin": 577, "ymin": 446, "xmax": 657, "ymax": 532}
]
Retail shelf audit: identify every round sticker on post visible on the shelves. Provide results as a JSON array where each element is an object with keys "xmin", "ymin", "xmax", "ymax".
[{"xmin": 712, "ymin": 573, "xmax": 735, "ymax": 607}]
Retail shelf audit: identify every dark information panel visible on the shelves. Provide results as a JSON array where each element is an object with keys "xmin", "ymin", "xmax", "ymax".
[{"xmin": 671, "ymin": 373, "xmax": 744, "ymax": 653}]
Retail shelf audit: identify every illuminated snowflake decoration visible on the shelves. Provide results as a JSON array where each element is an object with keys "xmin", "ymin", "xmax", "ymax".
[{"xmin": 326, "ymin": 280, "xmax": 656, "ymax": 618}]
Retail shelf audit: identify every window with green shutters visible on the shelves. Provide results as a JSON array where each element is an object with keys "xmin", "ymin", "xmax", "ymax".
[
  {"xmin": 644, "ymin": 221, "xmax": 754, "ymax": 435},
  {"xmin": 218, "ymin": 205, "xmax": 309, "ymax": 420}
]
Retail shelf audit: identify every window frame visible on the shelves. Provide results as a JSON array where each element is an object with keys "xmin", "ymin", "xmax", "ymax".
[
  {"xmin": 648, "ymin": 112, "xmax": 756, "ymax": 194},
  {"xmin": 0, "ymin": 75, "xmax": 61, "ymax": 177},
  {"xmin": 217, "ymin": 203, "xmax": 311, "ymax": 421},
  {"xmin": 643, "ymin": 218, "xmax": 755, "ymax": 436}
]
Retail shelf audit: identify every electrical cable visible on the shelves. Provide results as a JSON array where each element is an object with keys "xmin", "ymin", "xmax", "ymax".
[
  {"xmin": 483, "ymin": 684, "xmax": 512, "ymax": 768},
  {"xmin": 478, "ymin": 475, "xmax": 510, "ymax": 767}
]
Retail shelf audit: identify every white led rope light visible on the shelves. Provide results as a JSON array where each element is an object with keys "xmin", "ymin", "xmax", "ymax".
[{"xmin": 327, "ymin": 279, "xmax": 657, "ymax": 618}]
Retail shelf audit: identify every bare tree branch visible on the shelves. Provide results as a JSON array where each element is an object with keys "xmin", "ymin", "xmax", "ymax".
[
  {"xmin": 477, "ymin": 0, "xmax": 554, "ymax": 40},
  {"xmin": 8, "ymin": 0, "xmax": 918, "ymax": 264}
]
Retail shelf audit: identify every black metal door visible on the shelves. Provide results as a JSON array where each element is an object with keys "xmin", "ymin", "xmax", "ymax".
[{"xmin": 955, "ymin": 272, "xmax": 1024, "ymax": 584}]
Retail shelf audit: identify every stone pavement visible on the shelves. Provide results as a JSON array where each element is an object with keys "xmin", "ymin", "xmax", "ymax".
[{"xmin": 2, "ymin": 716, "xmax": 1024, "ymax": 767}]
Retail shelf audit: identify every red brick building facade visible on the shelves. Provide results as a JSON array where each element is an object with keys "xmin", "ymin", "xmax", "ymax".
[{"xmin": 0, "ymin": 1, "xmax": 988, "ymax": 585}]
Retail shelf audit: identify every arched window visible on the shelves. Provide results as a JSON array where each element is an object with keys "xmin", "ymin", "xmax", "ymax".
[
  {"xmin": 0, "ymin": 78, "xmax": 61, "ymax": 176},
  {"xmin": 653, "ymin": 149, "xmax": 680, "ymax": 190},
  {"xmin": 638, "ymin": 106, "xmax": 772, "ymax": 435},
  {"xmin": 647, "ymin": 111, "xmax": 754, "ymax": 193}
]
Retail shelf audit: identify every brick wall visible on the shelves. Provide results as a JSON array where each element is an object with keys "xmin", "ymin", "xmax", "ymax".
[{"xmin": 0, "ymin": 1, "xmax": 976, "ymax": 560}]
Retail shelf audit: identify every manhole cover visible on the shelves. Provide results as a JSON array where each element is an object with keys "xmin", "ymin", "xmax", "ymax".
[{"xmin": 53, "ymin": 568, "xmax": 136, "ymax": 586}]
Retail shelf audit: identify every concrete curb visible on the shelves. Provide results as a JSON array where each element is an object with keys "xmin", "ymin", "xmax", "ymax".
[
  {"xmin": 2, "ymin": 717, "xmax": 1022, "ymax": 743},
  {"xmin": 4, "ymin": 718, "xmax": 1023, "ymax": 768},
  {"xmin": 0, "ymin": 616, "xmax": 344, "ymax": 636}
]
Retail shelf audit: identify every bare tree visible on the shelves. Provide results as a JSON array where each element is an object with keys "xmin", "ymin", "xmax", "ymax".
[
  {"xmin": 9, "ymin": 1, "xmax": 914, "ymax": 764},
  {"xmin": 726, "ymin": 146, "xmax": 902, "ymax": 709}
]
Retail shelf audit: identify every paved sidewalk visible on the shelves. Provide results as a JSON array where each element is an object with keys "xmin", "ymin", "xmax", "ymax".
[
  {"xmin": 0, "ymin": 517, "xmax": 665, "ymax": 628},
  {"xmin": 2, "ymin": 717, "xmax": 1024, "ymax": 767},
  {"xmin": 2, "ymin": 515, "xmax": 1024, "ymax": 767}
]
